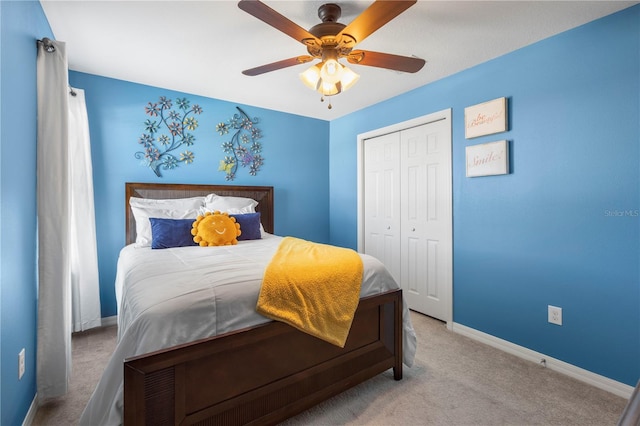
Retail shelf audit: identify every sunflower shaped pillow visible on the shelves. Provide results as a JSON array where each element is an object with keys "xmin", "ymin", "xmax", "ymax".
[{"xmin": 191, "ymin": 211, "xmax": 241, "ymax": 246}]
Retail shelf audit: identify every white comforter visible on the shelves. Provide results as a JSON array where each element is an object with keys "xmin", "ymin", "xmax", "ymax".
[{"xmin": 80, "ymin": 234, "xmax": 416, "ymax": 425}]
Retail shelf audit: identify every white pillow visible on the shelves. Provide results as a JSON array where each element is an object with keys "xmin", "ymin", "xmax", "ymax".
[
  {"xmin": 197, "ymin": 206, "xmax": 254, "ymax": 216},
  {"xmin": 203, "ymin": 193, "xmax": 258, "ymax": 214},
  {"xmin": 130, "ymin": 196, "xmax": 205, "ymax": 209},
  {"xmin": 130, "ymin": 196, "xmax": 205, "ymax": 247}
]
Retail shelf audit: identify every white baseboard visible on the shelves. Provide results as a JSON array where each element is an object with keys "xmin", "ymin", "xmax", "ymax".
[
  {"xmin": 21, "ymin": 394, "xmax": 38, "ymax": 426},
  {"xmin": 452, "ymin": 322, "xmax": 634, "ymax": 399},
  {"xmin": 101, "ymin": 315, "xmax": 117, "ymax": 327}
]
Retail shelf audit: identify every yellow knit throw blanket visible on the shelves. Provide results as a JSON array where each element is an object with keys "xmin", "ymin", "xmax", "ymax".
[{"xmin": 256, "ymin": 237, "xmax": 363, "ymax": 347}]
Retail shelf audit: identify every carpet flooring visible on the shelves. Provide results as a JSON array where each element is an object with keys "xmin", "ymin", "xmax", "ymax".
[{"xmin": 32, "ymin": 311, "xmax": 628, "ymax": 425}]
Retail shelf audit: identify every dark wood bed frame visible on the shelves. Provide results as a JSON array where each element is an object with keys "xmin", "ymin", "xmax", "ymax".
[{"xmin": 123, "ymin": 182, "xmax": 403, "ymax": 425}]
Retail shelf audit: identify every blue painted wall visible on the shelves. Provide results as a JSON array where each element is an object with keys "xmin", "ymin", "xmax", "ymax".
[
  {"xmin": 329, "ymin": 6, "xmax": 639, "ymax": 386},
  {"xmin": 68, "ymin": 72, "xmax": 330, "ymax": 318},
  {"xmin": 0, "ymin": 1, "xmax": 53, "ymax": 424}
]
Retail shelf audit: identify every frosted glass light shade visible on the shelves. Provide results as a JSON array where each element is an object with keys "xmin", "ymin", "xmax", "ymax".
[
  {"xmin": 339, "ymin": 66, "xmax": 360, "ymax": 92},
  {"xmin": 319, "ymin": 80, "xmax": 341, "ymax": 96},
  {"xmin": 299, "ymin": 64, "xmax": 322, "ymax": 91}
]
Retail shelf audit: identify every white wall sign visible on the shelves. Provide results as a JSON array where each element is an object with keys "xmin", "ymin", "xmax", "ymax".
[
  {"xmin": 464, "ymin": 97, "xmax": 507, "ymax": 139},
  {"xmin": 466, "ymin": 140, "xmax": 509, "ymax": 177}
]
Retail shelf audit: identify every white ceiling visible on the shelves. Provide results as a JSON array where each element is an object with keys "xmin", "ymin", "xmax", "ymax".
[{"xmin": 40, "ymin": 0, "xmax": 637, "ymax": 121}]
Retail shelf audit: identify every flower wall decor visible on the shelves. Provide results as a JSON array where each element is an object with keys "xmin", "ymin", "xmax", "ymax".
[
  {"xmin": 135, "ymin": 96, "xmax": 203, "ymax": 177},
  {"xmin": 216, "ymin": 107, "xmax": 264, "ymax": 181}
]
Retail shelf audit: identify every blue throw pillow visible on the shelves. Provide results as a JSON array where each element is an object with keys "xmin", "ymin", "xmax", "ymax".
[
  {"xmin": 149, "ymin": 218, "xmax": 198, "ymax": 249},
  {"xmin": 230, "ymin": 212, "xmax": 262, "ymax": 241}
]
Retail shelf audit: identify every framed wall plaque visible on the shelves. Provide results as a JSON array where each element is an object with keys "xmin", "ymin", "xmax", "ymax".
[
  {"xmin": 464, "ymin": 97, "xmax": 507, "ymax": 139},
  {"xmin": 466, "ymin": 140, "xmax": 509, "ymax": 177}
]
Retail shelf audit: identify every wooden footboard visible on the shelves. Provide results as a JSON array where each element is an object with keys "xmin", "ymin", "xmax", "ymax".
[{"xmin": 124, "ymin": 289, "xmax": 403, "ymax": 425}]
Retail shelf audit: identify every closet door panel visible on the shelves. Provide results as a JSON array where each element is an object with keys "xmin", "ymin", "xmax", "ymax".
[
  {"xmin": 401, "ymin": 121, "xmax": 451, "ymax": 320},
  {"xmin": 401, "ymin": 125, "xmax": 429, "ymax": 313},
  {"xmin": 363, "ymin": 132, "xmax": 401, "ymax": 284}
]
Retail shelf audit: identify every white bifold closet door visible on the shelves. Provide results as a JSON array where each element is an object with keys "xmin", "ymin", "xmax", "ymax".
[{"xmin": 363, "ymin": 116, "xmax": 452, "ymax": 322}]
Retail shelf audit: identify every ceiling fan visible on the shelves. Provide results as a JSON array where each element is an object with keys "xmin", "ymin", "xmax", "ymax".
[{"xmin": 238, "ymin": 0, "xmax": 425, "ymax": 104}]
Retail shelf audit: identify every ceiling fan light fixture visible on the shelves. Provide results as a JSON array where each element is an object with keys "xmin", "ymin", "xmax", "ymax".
[
  {"xmin": 300, "ymin": 60, "xmax": 359, "ymax": 97},
  {"xmin": 319, "ymin": 63, "xmax": 359, "ymax": 96}
]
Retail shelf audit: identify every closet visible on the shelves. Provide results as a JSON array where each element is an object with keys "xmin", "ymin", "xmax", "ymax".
[{"xmin": 358, "ymin": 110, "xmax": 452, "ymax": 322}]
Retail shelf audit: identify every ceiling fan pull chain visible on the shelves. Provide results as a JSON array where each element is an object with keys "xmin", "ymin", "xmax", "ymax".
[{"xmin": 319, "ymin": 95, "xmax": 332, "ymax": 110}]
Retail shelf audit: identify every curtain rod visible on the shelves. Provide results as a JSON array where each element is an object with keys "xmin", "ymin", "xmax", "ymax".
[{"xmin": 37, "ymin": 37, "xmax": 56, "ymax": 53}]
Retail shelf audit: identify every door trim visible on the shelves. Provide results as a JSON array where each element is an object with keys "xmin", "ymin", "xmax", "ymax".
[{"xmin": 356, "ymin": 108, "xmax": 453, "ymax": 328}]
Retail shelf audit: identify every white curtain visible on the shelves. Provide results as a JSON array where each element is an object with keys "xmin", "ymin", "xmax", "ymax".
[
  {"xmin": 36, "ymin": 38, "xmax": 101, "ymax": 400},
  {"xmin": 68, "ymin": 88, "xmax": 102, "ymax": 333}
]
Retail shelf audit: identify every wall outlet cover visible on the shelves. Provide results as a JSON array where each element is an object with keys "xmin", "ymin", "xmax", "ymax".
[
  {"xmin": 18, "ymin": 348, "xmax": 26, "ymax": 380},
  {"xmin": 548, "ymin": 305, "xmax": 563, "ymax": 326}
]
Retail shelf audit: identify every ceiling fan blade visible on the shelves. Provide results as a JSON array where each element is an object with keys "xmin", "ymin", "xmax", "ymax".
[
  {"xmin": 238, "ymin": 0, "xmax": 320, "ymax": 47},
  {"xmin": 242, "ymin": 56, "xmax": 315, "ymax": 76},
  {"xmin": 347, "ymin": 50, "xmax": 426, "ymax": 73},
  {"xmin": 337, "ymin": 0, "xmax": 416, "ymax": 47}
]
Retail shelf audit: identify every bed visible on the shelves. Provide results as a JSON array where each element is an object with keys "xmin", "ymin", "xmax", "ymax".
[{"xmin": 79, "ymin": 182, "xmax": 416, "ymax": 425}]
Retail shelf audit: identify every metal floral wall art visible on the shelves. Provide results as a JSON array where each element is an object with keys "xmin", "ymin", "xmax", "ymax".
[
  {"xmin": 135, "ymin": 96, "xmax": 203, "ymax": 177},
  {"xmin": 216, "ymin": 107, "xmax": 264, "ymax": 181}
]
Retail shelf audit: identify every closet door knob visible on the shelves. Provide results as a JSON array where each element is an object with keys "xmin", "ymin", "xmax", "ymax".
[
  {"xmin": 387, "ymin": 226, "xmax": 391, "ymax": 230},
  {"xmin": 412, "ymin": 228, "xmax": 416, "ymax": 232}
]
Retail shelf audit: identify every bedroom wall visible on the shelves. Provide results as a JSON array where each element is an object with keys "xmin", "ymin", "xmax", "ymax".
[
  {"xmin": 1, "ymin": 3, "xmax": 636, "ymax": 425},
  {"xmin": 68, "ymin": 71, "xmax": 330, "ymax": 318},
  {"xmin": 0, "ymin": 2, "xmax": 54, "ymax": 424},
  {"xmin": 329, "ymin": 5, "xmax": 639, "ymax": 387}
]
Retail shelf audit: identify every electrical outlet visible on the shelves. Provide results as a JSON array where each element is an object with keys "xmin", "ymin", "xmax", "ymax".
[
  {"xmin": 548, "ymin": 305, "xmax": 562, "ymax": 326},
  {"xmin": 18, "ymin": 348, "xmax": 25, "ymax": 380}
]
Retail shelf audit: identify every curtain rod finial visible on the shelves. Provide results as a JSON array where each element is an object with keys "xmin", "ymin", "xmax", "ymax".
[{"xmin": 37, "ymin": 37, "xmax": 56, "ymax": 53}]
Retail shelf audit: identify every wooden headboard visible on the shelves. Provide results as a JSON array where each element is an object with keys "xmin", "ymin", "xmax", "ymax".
[{"xmin": 125, "ymin": 182, "xmax": 274, "ymax": 245}]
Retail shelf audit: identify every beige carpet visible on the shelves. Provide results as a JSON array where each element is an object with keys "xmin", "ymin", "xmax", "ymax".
[
  {"xmin": 33, "ymin": 312, "xmax": 627, "ymax": 425},
  {"xmin": 32, "ymin": 325, "xmax": 118, "ymax": 425}
]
